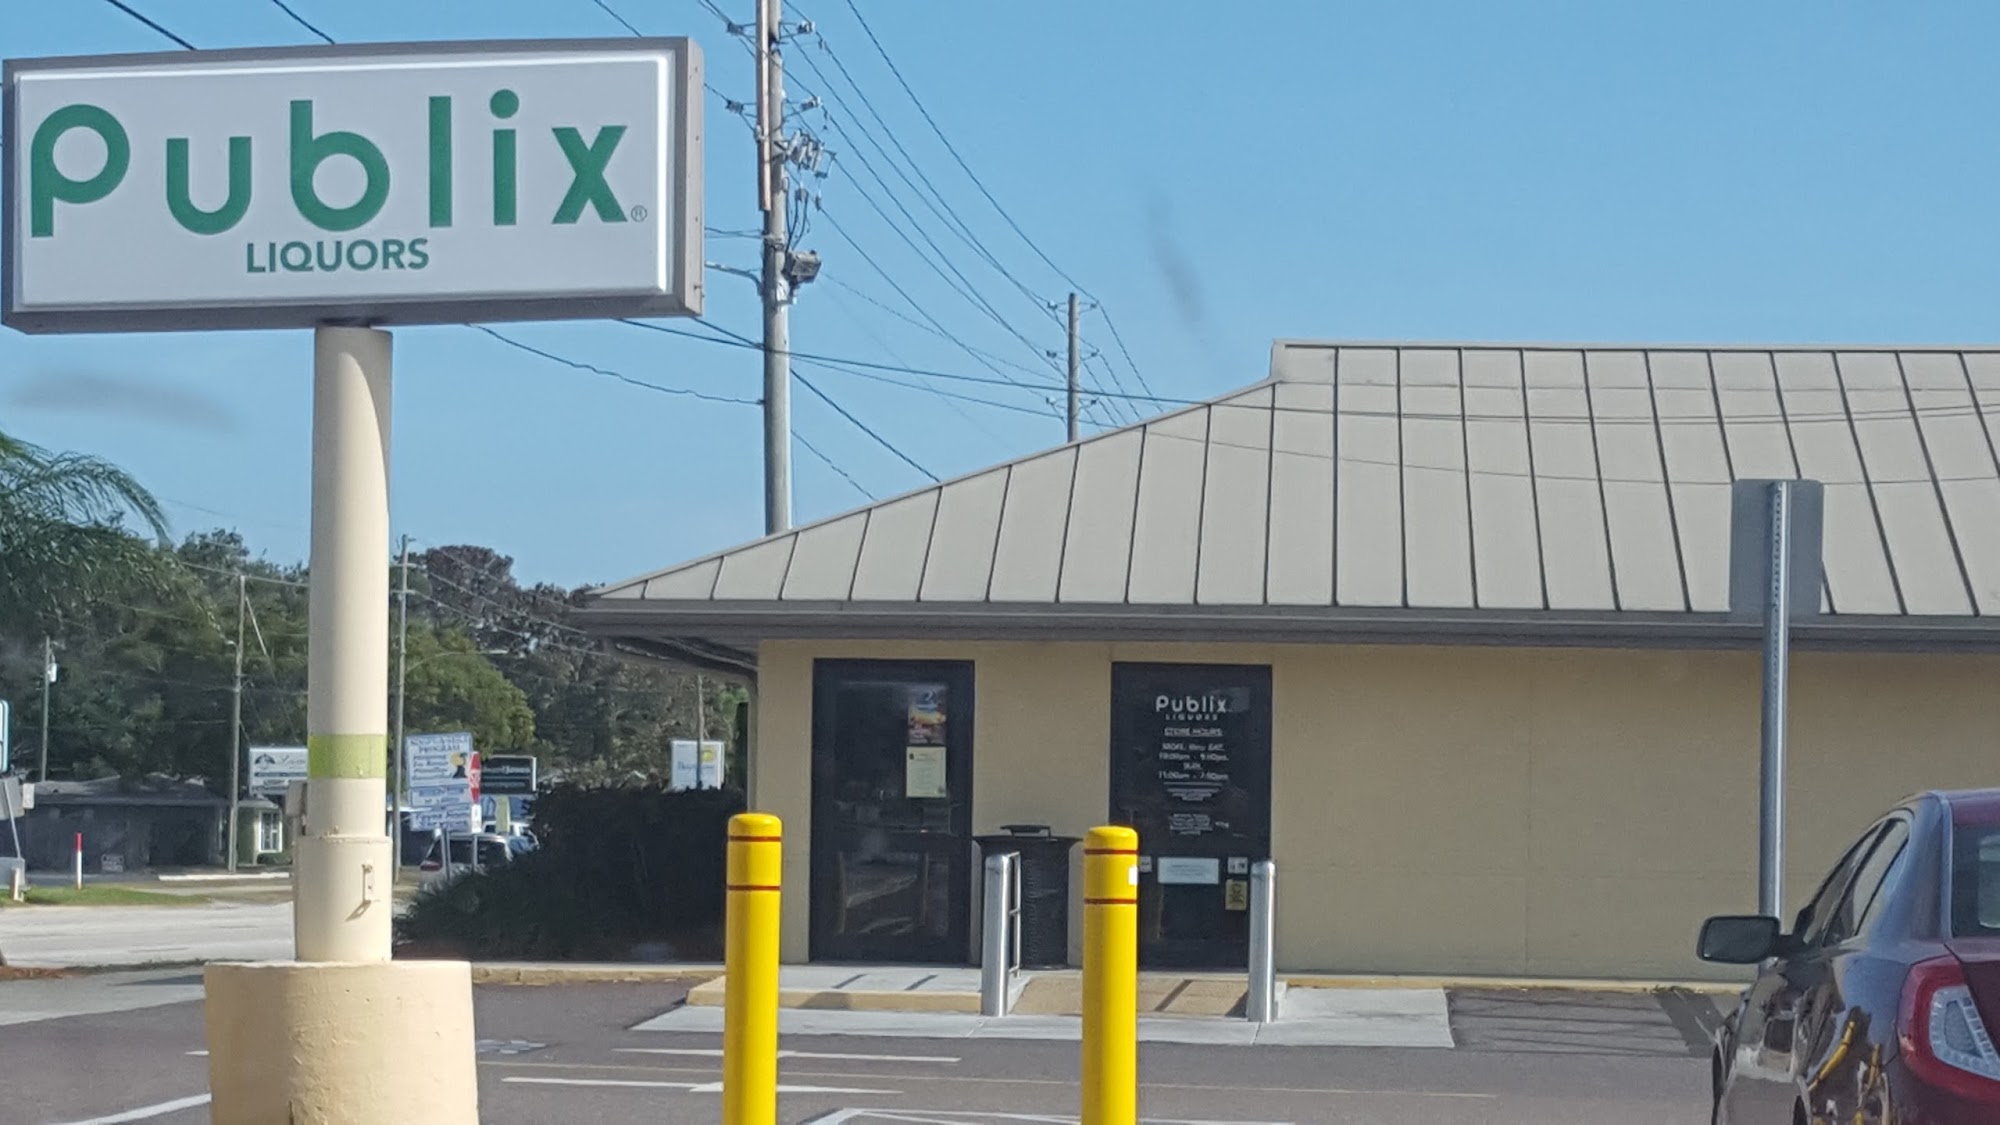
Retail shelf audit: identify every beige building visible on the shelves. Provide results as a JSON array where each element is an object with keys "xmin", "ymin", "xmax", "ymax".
[{"xmin": 583, "ymin": 341, "xmax": 2000, "ymax": 981}]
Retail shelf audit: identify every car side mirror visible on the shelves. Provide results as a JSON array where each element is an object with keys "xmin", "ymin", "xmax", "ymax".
[{"xmin": 1698, "ymin": 914, "xmax": 1784, "ymax": 963}]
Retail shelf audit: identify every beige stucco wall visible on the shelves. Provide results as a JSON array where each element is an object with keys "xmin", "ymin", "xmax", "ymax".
[{"xmin": 753, "ymin": 638, "xmax": 2000, "ymax": 980}]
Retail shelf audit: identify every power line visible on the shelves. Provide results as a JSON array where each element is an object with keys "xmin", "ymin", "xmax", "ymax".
[
  {"xmin": 797, "ymin": 355, "xmax": 1056, "ymax": 421},
  {"xmin": 812, "ymin": 211, "xmax": 1057, "ymax": 393},
  {"xmin": 587, "ymin": 0, "xmax": 643, "ymax": 36},
  {"xmin": 582, "ymin": 1, "xmax": 748, "ymax": 119},
  {"xmin": 793, "ymin": 38, "xmax": 1049, "ymax": 311},
  {"xmin": 97, "ymin": 0, "xmax": 195, "ymax": 49},
  {"xmin": 179, "ymin": 559, "xmax": 310, "ymax": 590},
  {"xmin": 831, "ymin": 0, "xmax": 1161, "ymax": 404},
  {"xmin": 795, "ymin": 431, "xmax": 876, "ymax": 501},
  {"xmin": 815, "ymin": 288, "xmax": 1056, "ymax": 434},
  {"xmin": 802, "ymin": 33, "xmax": 1063, "ymax": 327},
  {"xmin": 822, "ymin": 275, "xmax": 1039, "ymax": 379},
  {"xmin": 470, "ymin": 324, "xmax": 758, "ymax": 407},
  {"xmin": 779, "ymin": 45, "xmax": 1067, "ymax": 385},
  {"xmin": 626, "ymin": 318, "xmax": 2000, "ymax": 431},
  {"xmin": 795, "ymin": 371, "xmax": 938, "ymax": 481},
  {"xmin": 264, "ymin": 0, "xmax": 335, "ymax": 43},
  {"xmin": 832, "ymin": 0, "xmax": 1079, "ymax": 294},
  {"xmin": 812, "ymin": 154, "xmax": 1055, "ymax": 372}
]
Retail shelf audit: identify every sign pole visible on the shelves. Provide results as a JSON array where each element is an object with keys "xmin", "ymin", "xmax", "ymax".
[
  {"xmin": 227, "ymin": 574, "xmax": 245, "ymax": 872},
  {"xmin": 6, "ymin": 38, "xmax": 704, "ymax": 1125},
  {"xmin": 392, "ymin": 534, "xmax": 411, "ymax": 884},
  {"xmin": 294, "ymin": 325, "xmax": 396, "ymax": 962},
  {"xmin": 1757, "ymin": 481, "xmax": 1793, "ymax": 919}
]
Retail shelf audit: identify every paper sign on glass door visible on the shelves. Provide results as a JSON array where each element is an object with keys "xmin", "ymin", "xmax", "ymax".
[{"xmin": 905, "ymin": 745, "xmax": 948, "ymax": 798}]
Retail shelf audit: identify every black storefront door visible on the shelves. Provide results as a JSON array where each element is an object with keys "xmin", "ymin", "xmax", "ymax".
[
  {"xmin": 810, "ymin": 660, "xmax": 975, "ymax": 964},
  {"xmin": 1109, "ymin": 662, "xmax": 1273, "ymax": 969}
]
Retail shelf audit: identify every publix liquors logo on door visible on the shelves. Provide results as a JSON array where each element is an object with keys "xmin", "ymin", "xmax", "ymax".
[{"xmin": 28, "ymin": 89, "xmax": 640, "ymax": 275}]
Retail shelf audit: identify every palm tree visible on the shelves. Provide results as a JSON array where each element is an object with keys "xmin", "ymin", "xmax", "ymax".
[{"xmin": 0, "ymin": 429, "xmax": 171, "ymax": 632}]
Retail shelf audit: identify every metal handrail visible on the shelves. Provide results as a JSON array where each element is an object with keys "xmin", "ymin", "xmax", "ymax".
[
  {"xmin": 980, "ymin": 850, "xmax": 1020, "ymax": 1016},
  {"xmin": 1247, "ymin": 860, "xmax": 1277, "ymax": 1023}
]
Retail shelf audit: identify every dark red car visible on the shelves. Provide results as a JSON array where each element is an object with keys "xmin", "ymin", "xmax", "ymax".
[{"xmin": 1700, "ymin": 789, "xmax": 2000, "ymax": 1124}]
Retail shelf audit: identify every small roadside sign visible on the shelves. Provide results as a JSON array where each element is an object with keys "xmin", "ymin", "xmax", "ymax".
[
  {"xmin": 406, "ymin": 732, "xmax": 477, "ymax": 834},
  {"xmin": 670, "ymin": 740, "xmax": 697, "ymax": 791},
  {"xmin": 247, "ymin": 746, "xmax": 308, "ymax": 797},
  {"xmin": 480, "ymin": 755, "xmax": 538, "ymax": 796}
]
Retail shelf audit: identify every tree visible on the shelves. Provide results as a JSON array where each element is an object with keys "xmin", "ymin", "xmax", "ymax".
[
  {"xmin": 401, "ymin": 627, "xmax": 536, "ymax": 751},
  {"xmin": 0, "ymin": 430, "xmax": 171, "ymax": 633},
  {"xmin": 409, "ymin": 544, "xmax": 723, "ymax": 777}
]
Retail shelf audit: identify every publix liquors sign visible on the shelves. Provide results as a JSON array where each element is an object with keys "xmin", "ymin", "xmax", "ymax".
[{"xmin": 2, "ymin": 39, "xmax": 703, "ymax": 333}]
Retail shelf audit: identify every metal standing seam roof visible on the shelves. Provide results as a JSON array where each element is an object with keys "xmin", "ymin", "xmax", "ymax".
[{"xmin": 587, "ymin": 342, "xmax": 2000, "ymax": 639}]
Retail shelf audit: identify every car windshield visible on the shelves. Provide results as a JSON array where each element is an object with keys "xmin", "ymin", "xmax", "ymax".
[{"xmin": 1950, "ymin": 825, "xmax": 2000, "ymax": 935}]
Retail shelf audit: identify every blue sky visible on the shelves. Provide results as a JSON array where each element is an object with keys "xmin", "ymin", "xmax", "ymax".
[{"xmin": 3, "ymin": 1, "xmax": 1998, "ymax": 587}]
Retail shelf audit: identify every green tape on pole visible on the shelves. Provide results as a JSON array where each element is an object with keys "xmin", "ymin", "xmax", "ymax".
[{"xmin": 307, "ymin": 733, "xmax": 388, "ymax": 779}]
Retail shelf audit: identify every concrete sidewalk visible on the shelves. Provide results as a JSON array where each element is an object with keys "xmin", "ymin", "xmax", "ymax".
[
  {"xmin": 639, "ymin": 985, "xmax": 1456, "ymax": 1048},
  {"xmin": 673, "ymin": 964, "xmax": 1735, "ymax": 1018},
  {"xmin": 682, "ymin": 966, "xmax": 1261, "ymax": 1017}
]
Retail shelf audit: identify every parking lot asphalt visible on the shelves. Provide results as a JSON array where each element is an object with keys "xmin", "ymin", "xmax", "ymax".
[{"xmin": 0, "ymin": 978, "xmax": 1718, "ymax": 1124}]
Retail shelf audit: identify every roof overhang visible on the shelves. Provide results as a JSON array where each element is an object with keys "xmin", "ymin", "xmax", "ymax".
[{"xmin": 576, "ymin": 600, "xmax": 2000, "ymax": 663}]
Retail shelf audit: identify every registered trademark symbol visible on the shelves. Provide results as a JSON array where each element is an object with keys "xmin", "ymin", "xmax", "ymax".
[{"xmin": 629, "ymin": 204, "xmax": 649, "ymax": 222}]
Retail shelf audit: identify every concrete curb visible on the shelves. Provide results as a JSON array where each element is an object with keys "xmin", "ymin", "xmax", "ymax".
[
  {"xmin": 684, "ymin": 977, "xmax": 984, "ymax": 1012},
  {"xmin": 467, "ymin": 963, "xmax": 721, "ymax": 987},
  {"xmin": 1282, "ymin": 973, "xmax": 1746, "ymax": 995},
  {"xmin": 156, "ymin": 872, "xmax": 292, "ymax": 883}
]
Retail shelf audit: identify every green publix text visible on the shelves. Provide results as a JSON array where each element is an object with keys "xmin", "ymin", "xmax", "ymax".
[{"xmin": 27, "ymin": 90, "xmax": 634, "ymax": 276}]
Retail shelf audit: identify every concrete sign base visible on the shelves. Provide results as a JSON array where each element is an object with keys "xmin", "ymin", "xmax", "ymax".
[{"xmin": 204, "ymin": 959, "xmax": 478, "ymax": 1123}]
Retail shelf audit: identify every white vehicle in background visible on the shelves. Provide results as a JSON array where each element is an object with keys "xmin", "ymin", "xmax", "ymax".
[{"xmin": 417, "ymin": 830, "xmax": 536, "ymax": 874}]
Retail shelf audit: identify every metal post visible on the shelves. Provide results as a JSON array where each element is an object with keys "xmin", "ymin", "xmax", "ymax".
[
  {"xmin": 38, "ymin": 635, "xmax": 52, "ymax": 783},
  {"xmin": 1081, "ymin": 825, "xmax": 1138, "ymax": 1125},
  {"xmin": 981, "ymin": 851, "xmax": 1018, "ymax": 1017},
  {"xmin": 1066, "ymin": 292, "xmax": 1081, "ymax": 442},
  {"xmin": 724, "ymin": 812, "xmax": 782, "ymax": 1125},
  {"xmin": 72, "ymin": 831, "xmax": 82, "ymax": 890},
  {"xmin": 1757, "ymin": 480, "xmax": 1792, "ymax": 919},
  {"xmin": 1, "ymin": 778, "xmax": 23, "ymax": 878},
  {"xmin": 1246, "ymin": 861, "xmax": 1277, "ymax": 1023},
  {"xmin": 758, "ymin": 0, "xmax": 793, "ymax": 534},
  {"xmin": 295, "ymin": 325, "xmax": 395, "ymax": 963},
  {"xmin": 227, "ymin": 573, "xmax": 245, "ymax": 872},
  {"xmin": 392, "ymin": 534, "xmax": 411, "ymax": 883}
]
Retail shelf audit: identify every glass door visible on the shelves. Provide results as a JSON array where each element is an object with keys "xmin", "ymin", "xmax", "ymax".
[
  {"xmin": 810, "ymin": 660, "xmax": 975, "ymax": 964},
  {"xmin": 1109, "ymin": 663, "xmax": 1273, "ymax": 969}
]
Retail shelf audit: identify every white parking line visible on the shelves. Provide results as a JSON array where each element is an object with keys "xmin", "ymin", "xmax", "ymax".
[
  {"xmin": 51, "ymin": 1094, "xmax": 213, "ymax": 1124},
  {"xmin": 796, "ymin": 1104, "xmax": 1296, "ymax": 1112},
  {"xmin": 616, "ymin": 1047, "xmax": 960, "ymax": 1064},
  {"xmin": 502, "ymin": 1076, "xmax": 899, "ymax": 1094}
]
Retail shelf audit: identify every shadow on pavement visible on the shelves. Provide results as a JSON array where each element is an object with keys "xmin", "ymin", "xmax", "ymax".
[{"xmin": 1447, "ymin": 988, "xmax": 1726, "ymax": 1057}]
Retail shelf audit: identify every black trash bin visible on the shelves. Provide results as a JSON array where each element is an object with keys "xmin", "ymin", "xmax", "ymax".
[{"xmin": 974, "ymin": 824, "xmax": 1080, "ymax": 970}]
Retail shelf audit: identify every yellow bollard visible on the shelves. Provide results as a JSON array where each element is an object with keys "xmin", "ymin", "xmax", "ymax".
[
  {"xmin": 1081, "ymin": 824, "xmax": 1139, "ymax": 1125},
  {"xmin": 723, "ymin": 812, "xmax": 783, "ymax": 1125}
]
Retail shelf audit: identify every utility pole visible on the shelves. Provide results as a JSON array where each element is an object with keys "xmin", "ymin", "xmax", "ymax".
[
  {"xmin": 392, "ymin": 534, "xmax": 411, "ymax": 882},
  {"xmin": 37, "ymin": 636, "xmax": 52, "ymax": 784},
  {"xmin": 227, "ymin": 574, "xmax": 246, "ymax": 872},
  {"xmin": 759, "ymin": 0, "xmax": 793, "ymax": 534},
  {"xmin": 1066, "ymin": 292, "xmax": 1081, "ymax": 442}
]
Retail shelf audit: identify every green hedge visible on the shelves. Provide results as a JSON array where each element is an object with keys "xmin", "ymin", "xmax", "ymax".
[{"xmin": 396, "ymin": 780, "xmax": 743, "ymax": 961}]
